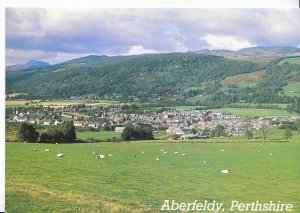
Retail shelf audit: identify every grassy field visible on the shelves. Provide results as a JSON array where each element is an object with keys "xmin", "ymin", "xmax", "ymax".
[
  {"xmin": 77, "ymin": 131, "xmax": 122, "ymax": 140},
  {"xmin": 221, "ymin": 70, "xmax": 266, "ymax": 88},
  {"xmin": 225, "ymin": 103, "xmax": 289, "ymax": 109},
  {"xmin": 153, "ymin": 106, "xmax": 297, "ymax": 117},
  {"xmin": 5, "ymin": 99, "xmax": 122, "ymax": 109},
  {"xmin": 278, "ymin": 56, "xmax": 300, "ymax": 65},
  {"xmin": 282, "ymin": 82, "xmax": 300, "ymax": 97},
  {"xmin": 6, "ymin": 130, "xmax": 300, "ymax": 212},
  {"xmin": 214, "ymin": 108, "xmax": 297, "ymax": 117}
]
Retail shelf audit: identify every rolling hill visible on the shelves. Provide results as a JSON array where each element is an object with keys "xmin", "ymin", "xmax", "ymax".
[
  {"xmin": 6, "ymin": 53, "xmax": 263, "ymax": 100},
  {"xmin": 5, "ymin": 51, "xmax": 300, "ymax": 109},
  {"xmin": 6, "ymin": 60, "xmax": 50, "ymax": 72}
]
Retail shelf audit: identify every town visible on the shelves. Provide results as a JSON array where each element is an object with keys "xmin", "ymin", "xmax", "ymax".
[{"xmin": 6, "ymin": 103, "xmax": 299, "ymax": 140}]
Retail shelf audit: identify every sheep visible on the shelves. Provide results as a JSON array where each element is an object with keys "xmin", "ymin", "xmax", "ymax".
[
  {"xmin": 23, "ymin": 142, "xmax": 26, "ymax": 144},
  {"xmin": 57, "ymin": 153, "xmax": 64, "ymax": 158},
  {"xmin": 45, "ymin": 149, "xmax": 50, "ymax": 152},
  {"xmin": 181, "ymin": 153, "xmax": 186, "ymax": 156},
  {"xmin": 174, "ymin": 152, "xmax": 179, "ymax": 154},
  {"xmin": 96, "ymin": 154, "xmax": 105, "ymax": 159},
  {"xmin": 221, "ymin": 169, "xmax": 229, "ymax": 174},
  {"xmin": 203, "ymin": 160, "xmax": 207, "ymax": 164},
  {"xmin": 163, "ymin": 152, "xmax": 167, "ymax": 154},
  {"xmin": 32, "ymin": 148, "xmax": 37, "ymax": 151},
  {"xmin": 55, "ymin": 142, "xmax": 58, "ymax": 145},
  {"xmin": 156, "ymin": 157, "xmax": 160, "ymax": 160},
  {"xmin": 108, "ymin": 154, "xmax": 113, "ymax": 157},
  {"xmin": 160, "ymin": 149, "xmax": 164, "ymax": 152}
]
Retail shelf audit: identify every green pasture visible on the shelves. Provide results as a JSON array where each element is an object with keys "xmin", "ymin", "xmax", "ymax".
[
  {"xmin": 151, "ymin": 106, "xmax": 296, "ymax": 117},
  {"xmin": 6, "ymin": 130, "xmax": 300, "ymax": 212},
  {"xmin": 76, "ymin": 131, "xmax": 122, "ymax": 140},
  {"xmin": 225, "ymin": 103, "xmax": 289, "ymax": 109},
  {"xmin": 278, "ymin": 56, "xmax": 300, "ymax": 65},
  {"xmin": 214, "ymin": 108, "xmax": 296, "ymax": 117},
  {"xmin": 282, "ymin": 82, "xmax": 300, "ymax": 97}
]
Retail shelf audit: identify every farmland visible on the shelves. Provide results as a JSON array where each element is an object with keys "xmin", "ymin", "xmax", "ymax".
[
  {"xmin": 77, "ymin": 131, "xmax": 122, "ymax": 140},
  {"xmin": 213, "ymin": 108, "xmax": 296, "ymax": 117},
  {"xmin": 282, "ymin": 82, "xmax": 300, "ymax": 97},
  {"xmin": 6, "ymin": 130, "xmax": 300, "ymax": 212},
  {"xmin": 5, "ymin": 99, "xmax": 122, "ymax": 108},
  {"xmin": 278, "ymin": 56, "xmax": 300, "ymax": 65},
  {"xmin": 221, "ymin": 70, "xmax": 266, "ymax": 88}
]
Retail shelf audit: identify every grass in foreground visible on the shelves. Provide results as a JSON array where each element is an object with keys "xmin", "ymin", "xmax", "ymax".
[{"xmin": 6, "ymin": 131, "xmax": 300, "ymax": 212}]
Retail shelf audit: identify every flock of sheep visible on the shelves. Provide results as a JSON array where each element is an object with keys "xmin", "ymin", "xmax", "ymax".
[{"xmin": 29, "ymin": 142, "xmax": 273, "ymax": 175}]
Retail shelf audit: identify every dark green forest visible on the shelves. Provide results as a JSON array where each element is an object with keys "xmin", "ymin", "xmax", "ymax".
[{"xmin": 6, "ymin": 53, "xmax": 300, "ymax": 112}]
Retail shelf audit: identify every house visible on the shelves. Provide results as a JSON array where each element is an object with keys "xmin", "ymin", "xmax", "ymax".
[
  {"xmin": 73, "ymin": 121, "xmax": 85, "ymax": 127},
  {"xmin": 13, "ymin": 116, "xmax": 27, "ymax": 123},
  {"xmin": 115, "ymin": 127, "xmax": 125, "ymax": 133},
  {"xmin": 53, "ymin": 120, "xmax": 64, "ymax": 125},
  {"xmin": 42, "ymin": 121, "xmax": 51, "ymax": 126},
  {"xmin": 87, "ymin": 122, "xmax": 99, "ymax": 129}
]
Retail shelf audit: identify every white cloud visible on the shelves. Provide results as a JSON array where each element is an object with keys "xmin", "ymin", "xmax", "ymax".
[
  {"xmin": 5, "ymin": 48, "xmax": 97, "ymax": 65},
  {"xmin": 126, "ymin": 45, "xmax": 159, "ymax": 55},
  {"xmin": 6, "ymin": 8, "xmax": 300, "ymax": 65},
  {"xmin": 200, "ymin": 34, "xmax": 256, "ymax": 50}
]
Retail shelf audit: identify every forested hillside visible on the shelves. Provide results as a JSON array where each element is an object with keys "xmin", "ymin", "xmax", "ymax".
[
  {"xmin": 6, "ymin": 53, "xmax": 262, "ymax": 99},
  {"xmin": 6, "ymin": 53, "xmax": 300, "ymax": 110}
]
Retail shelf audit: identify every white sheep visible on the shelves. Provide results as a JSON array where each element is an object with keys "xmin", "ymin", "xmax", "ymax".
[
  {"xmin": 163, "ymin": 151, "xmax": 167, "ymax": 154},
  {"xmin": 156, "ymin": 157, "xmax": 160, "ymax": 160},
  {"xmin": 32, "ymin": 148, "xmax": 37, "ymax": 151},
  {"xmin": 221, "ymin": 169, "xmax": 229, "ymax": 174},
  {"xmin": 45, "ymin": 149, "xmax": 50, "ymax": 152},
  {"xmin": 23, "ymin": 142, "xmax": 26, "ymax": 144},
  {"xmin": 55, "ymin": 142, "xmax": 58, "ymax": 145},
  {"xmin": 160, "ymin": 149, "xmax": 164, "ymax": 152},
  {"xmin": 108, "ymin": 154, "xmax": 113, "ymax": 157},
  {"xmin": 96, "ymin": 154, "xmax": 105, "ymax": 159},
  {"xmin": 203, "ymin": 160, "xmax": 207, "ymax": 164},
  {"xmin": 181, "ymin": 153, "xmax": 186, "ymax": 156},
  {"xmin": 57, "ymin": 153, "xmax": 64, "ymax": 158},
  {"xmin": 174, "ymin": 152, "xmax": 178, "ymax": 154}
]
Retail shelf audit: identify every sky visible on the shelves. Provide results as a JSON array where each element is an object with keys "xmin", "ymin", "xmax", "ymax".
[{"xmin": 5, "ymin": 8, "xmax": 300, "ymax": 65}]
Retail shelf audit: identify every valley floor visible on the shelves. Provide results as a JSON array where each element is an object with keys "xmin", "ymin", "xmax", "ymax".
[{"xmin": 5, "ymin": 132, "xmax": 300, "ymax": 212}]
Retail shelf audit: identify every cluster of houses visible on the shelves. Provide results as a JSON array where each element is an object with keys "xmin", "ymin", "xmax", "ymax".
[
  {"xmin": 7, "ymin": 107, "xmax": 299, "ymax": 139},
  {"xmin": 10, "ymin": 110, "xmax": 102, "ymax": 128}
]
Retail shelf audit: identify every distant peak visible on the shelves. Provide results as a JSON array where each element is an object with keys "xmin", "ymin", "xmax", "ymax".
[{"xmin": 26, "ymin": 60, "xmax": 50, "ymax": 66}]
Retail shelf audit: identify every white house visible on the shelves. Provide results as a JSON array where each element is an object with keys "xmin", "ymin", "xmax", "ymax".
[{"xmin": 115, "ymin": 127, "xmax": 125, "ymax": 132}]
